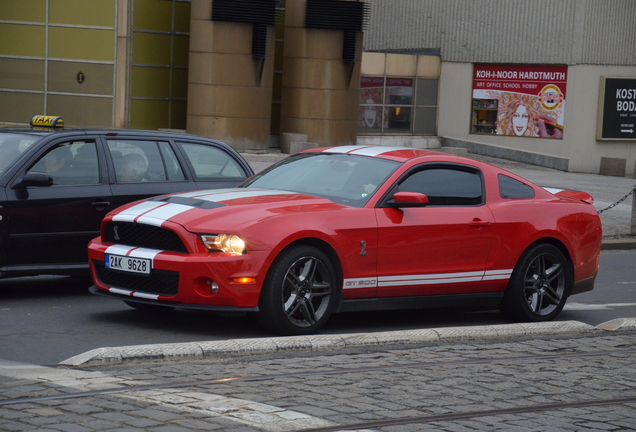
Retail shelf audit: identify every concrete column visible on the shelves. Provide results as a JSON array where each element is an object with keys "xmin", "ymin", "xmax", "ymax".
[
  {"xmin": 114, "ymin": 0, "xmax": 132, "ymax": 128},
  {"xmin": 186, "ymin": 0, "xmax": 274, "ymax": 151},
  {"xmin": 280, "ymin": 0, "xmax": 362, "ymax": 147}
]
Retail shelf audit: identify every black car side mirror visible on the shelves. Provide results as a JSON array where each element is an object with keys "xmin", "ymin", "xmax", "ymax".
[{"xmin": 12, "ymin": 172, "xmax": 54, "ymax": 189}]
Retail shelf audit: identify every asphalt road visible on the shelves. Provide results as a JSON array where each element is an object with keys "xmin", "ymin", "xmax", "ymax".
[{"xmin": 0, "ymin": 249, "xmax": 634, "ymax": 367}]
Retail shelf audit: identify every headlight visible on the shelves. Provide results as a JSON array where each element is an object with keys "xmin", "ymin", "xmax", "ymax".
[{"xmin": 200, "ymin": 234, "xmax": 246, "ymax": 254}]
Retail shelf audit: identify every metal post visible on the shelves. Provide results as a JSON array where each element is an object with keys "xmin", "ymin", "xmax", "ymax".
[{"xmin": 632, "ymin": 192, "xmax": 636, "ymax": 235}]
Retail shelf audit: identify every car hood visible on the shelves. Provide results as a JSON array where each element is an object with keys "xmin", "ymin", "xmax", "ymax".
[{"xmin": 110, "ymin": 188, "xmax": 348, "ymax": 232}]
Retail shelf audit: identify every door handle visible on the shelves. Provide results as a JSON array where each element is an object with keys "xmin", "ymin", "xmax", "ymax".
[
  {"xmin": 469, "ymin": 218, "xmax": 490, "ymax": 227},
  {"xmin": 92, "ymin": 199, "xmax": 111, "ymax": 207}
]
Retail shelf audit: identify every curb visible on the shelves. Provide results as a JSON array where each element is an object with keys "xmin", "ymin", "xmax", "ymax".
[
  {"xmin": 601, "ymin": 238, "xmax": 636, "ymax": 250},
  {"xmin": 60, "ymin": 320, "xmax": 628, "ymax": 367}
]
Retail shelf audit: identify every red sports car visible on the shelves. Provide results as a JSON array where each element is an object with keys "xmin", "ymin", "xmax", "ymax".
[{"xmin": 88, "ymin": 146, "xmax": 602, "ymax": 335}]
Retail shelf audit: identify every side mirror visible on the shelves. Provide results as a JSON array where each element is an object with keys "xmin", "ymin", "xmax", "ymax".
[
  {"xmin": 387, "ymin": 191, "xmax": 429, "ymax": 208},
  {"xmin": 12, "ymin": 172, "xmax": 54, "ymax": 189}
]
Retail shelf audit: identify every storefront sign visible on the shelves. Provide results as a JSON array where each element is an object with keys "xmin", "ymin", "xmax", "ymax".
[
  {"xmin": 597, "ymin": 77, "xmax": 636, "ymax": 140},
  {"xmin": 472, "ymin": 64, "xmax": 568, "ymax": 139}
]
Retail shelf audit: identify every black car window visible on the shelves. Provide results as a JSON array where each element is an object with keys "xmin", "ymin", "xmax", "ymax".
[
  {"xmin": 28, "ymin": 141, "xmax": 99, "ymax": 185},
  {"xmin": 178, "ymin": 142, "xmax": 246, "ymax": 179},
  {"xmin": 396, "ymin": 166, "xmax": 483, "ymax": 206},
  {"xmin": 0, "ymin": 133, "xmax": 41, "ymax": 175},
  {"xmin": 107, "ymin": 139, "xmax": 186, "ymax": 183},
  {"xmin": 498, "ymin": 174, "xmax": 535, "ymax": 199}
]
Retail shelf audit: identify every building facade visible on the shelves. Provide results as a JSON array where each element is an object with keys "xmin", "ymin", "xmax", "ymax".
[{"xmin": 361, "ymin": 0, "xmax": 636, "ymax": 174}]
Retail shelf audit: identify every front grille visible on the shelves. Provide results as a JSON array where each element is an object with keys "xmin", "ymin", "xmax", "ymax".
[
  {"xmin": 93, "ymin": 260, "xmax": 179, "ymax": 296},
  {"xmin": 104, "ymin": 222, "xmax": 188, "ymax": 253}
]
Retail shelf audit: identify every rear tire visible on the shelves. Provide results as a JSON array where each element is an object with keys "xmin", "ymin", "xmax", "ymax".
[
  {"xmin": 258, "ymin": 245, "xmax": 338, "ymax": 335},
  {"xmin": 499, "ymin": 243, "xmax": 572, "ymax": 322}
]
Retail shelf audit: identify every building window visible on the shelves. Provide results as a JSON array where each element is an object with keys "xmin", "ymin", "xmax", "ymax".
[
  {"xmin": 358, "ymin": 77, "xmax": 438, "ymax": 135},
  {"xmin": 471, "ymin": 99, "xmax": 498, "ymax": 134}
]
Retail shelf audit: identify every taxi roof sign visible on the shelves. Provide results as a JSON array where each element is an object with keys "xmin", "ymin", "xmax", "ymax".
[{"xmin": 30, "ymin": 115, "xmax": 64, "ymax": 129}]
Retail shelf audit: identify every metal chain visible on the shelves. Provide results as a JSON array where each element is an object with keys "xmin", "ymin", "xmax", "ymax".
[{"xmin": 597, "ymin": 185, "xmax": 636, "ymax": 214}]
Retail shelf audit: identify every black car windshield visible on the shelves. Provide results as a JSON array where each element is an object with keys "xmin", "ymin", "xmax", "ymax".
[
  {"xmin": 0, "ymin": 133, "xmax": 42, "ymax": 175},
  {"xmin": 241, "ymin": 152, "xmax": 400, "ymax": 207}
]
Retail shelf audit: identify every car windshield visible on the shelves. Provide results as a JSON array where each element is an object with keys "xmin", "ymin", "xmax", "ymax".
[
  {"xmin": 241, "ymin": 152, "xmax": 400, "ymax": 207},
  {"xmin": 0, "ymin": 133, "xmax": 41, "ymax": 175}
]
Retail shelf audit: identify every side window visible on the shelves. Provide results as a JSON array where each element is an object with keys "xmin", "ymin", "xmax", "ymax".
[
  {"xmin": 107, "ymin": 139, "xmax": 186, "ymax": 183},
  {"xmin": 397, "ymin": 167, "xmax": 483, "ymax": 206},
  {"xmin": 499, "ymin": 174, "xmax": 535, "ymax": 199},
  {"xmin": 0, "ymin": 134, "xmax": 39, "ymax": 175},
  {"xmin": 28, "ymin": 141, "xmax": 99, "ymax": 185},
  {"xmin": 178, "ymin": 142, "xmax": 247, "ymax": 180}
]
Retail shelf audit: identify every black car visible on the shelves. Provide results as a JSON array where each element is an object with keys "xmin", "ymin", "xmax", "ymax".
[{"xmin": 0, "ymin": 116, "xmax": 254, "ymax": 278}]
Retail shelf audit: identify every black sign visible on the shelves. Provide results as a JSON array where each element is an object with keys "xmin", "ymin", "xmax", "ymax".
[{"xmin": 598, "ymin": 77, "xmax": 636, "ymax": 140}]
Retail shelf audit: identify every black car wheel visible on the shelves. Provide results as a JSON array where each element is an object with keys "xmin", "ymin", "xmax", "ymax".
[
  {"xmin": 500, "ymin": 243, "xmax": 572, "ymax": 322},
  {"xmin": 258, "ymin": 245, "xmax": 337, "ymax": 335}
]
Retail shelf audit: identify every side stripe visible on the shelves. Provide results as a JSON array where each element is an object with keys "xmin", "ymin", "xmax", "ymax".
[
  {"xmin": 482, "ymin": 269, "xmax": 513, "ymax": 281},
  {"xmin": 343, "ymin": 269, "xmax": 514, "ymax": 289},
  {"xmin": 379, "ymin": 274, "xmax": 483, "ymax": 287}
]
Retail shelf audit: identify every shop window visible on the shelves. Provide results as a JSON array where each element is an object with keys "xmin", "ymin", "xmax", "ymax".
[
  {"xmin": 359, "ymin": 77, "xmax": 438, "ymax": 135},
  {"xmin": 472, "ymin": 99, "xmax": 498, "ymax": 134}
]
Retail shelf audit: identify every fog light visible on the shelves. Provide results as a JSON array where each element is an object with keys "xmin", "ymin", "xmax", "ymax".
[
  {"xmin": 209, "ymin": 280, "xmax": 219, "ymax": 294},
  {"xmin": 194, "ymin": 277, "xmax": 219, "ymax": 297}
]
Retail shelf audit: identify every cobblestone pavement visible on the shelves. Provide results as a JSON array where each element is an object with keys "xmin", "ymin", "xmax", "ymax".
[{"xmin": 1, "ymin": 330, "xmax": 635, "ymax": 431}]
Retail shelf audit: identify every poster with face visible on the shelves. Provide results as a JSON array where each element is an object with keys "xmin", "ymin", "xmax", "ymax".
[
  {"xmin": 473, "ymin": 65, "xmax": 567, "ymax": 139},
  {"xmin": 358, "ymin": 77, "xmax": 384, "ymax": 132}
]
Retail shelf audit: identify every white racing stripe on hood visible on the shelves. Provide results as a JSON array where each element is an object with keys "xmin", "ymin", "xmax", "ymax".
[
  {"xmin": 190, "ymin": 189, "xmax": 296, "ymax": 203},
  {"xmin": 112, "ymin": 201, "xmax": 167, "ymax": 223},
  {"xmin": 111, "ymin": 189, "xmax": 298, "ymax": 227},
  {"xmin": 136, "ymin": 203, "xmax": 193, "ymax": 226}
]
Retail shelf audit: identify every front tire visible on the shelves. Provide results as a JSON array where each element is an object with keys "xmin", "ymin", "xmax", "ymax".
[
  {"xmin": 499, "ymin": 243, "xmax": 572, "ymax": 322},
  {"xmin": 258, "ymin": 245, "xmax": 338, "ymax": 335}
]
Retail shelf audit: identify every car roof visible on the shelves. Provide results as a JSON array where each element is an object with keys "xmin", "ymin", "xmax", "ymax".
[
  {"xmin": 0, "ymin": 126, "xmax": 223, "ymax": 142},
  {"xmin": 301, "ymin": 145, "xmax": 448, "ymax": 163}
]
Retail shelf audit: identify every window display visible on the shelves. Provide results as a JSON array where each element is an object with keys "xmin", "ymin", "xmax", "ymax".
[{"xmin": 359, "ymin": 76, "xmax": 437, "ymax": 135}]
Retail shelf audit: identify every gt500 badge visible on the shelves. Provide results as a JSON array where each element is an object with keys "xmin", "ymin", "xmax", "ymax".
[{"xmin": 343, "ymin": 278, "xmax": 378, "ymax": 289}]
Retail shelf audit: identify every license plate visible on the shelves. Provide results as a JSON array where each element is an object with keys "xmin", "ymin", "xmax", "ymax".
[{"xmin": 105, "ymin": 254, "xmax": 151, "ymax": 275}]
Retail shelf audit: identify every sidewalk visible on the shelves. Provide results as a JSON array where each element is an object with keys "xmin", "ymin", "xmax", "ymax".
[
  {"xmin": 2, "ymin": 327, "xmax": 636, "ymax": 431},
  {"xmin": 241, "ymin": 148, "xmax": 636, "ymax": 249}
]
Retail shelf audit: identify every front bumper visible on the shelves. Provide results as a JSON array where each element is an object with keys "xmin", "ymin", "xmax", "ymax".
[
  {"xmin": 88, "ymin": 239, "xmax": 269, "ymax": 308},
  {"xmin": 88, "ymin": 285, "xmax": 259, "ymax": 312}
]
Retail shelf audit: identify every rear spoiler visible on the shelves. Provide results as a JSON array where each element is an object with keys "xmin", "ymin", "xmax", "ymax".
[{"xmin": 543, "ymin": 187, "xmax": 594, "ymax": 205}]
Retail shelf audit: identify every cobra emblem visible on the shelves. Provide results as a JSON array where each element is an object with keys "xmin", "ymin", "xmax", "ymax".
[
  {"xmin": 113, "ymin": 225, "xmax": 120, "ymax": 241},
  {"xmin": 360, "ymin": 240, "xmax": 367, "ymax": 256}
]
